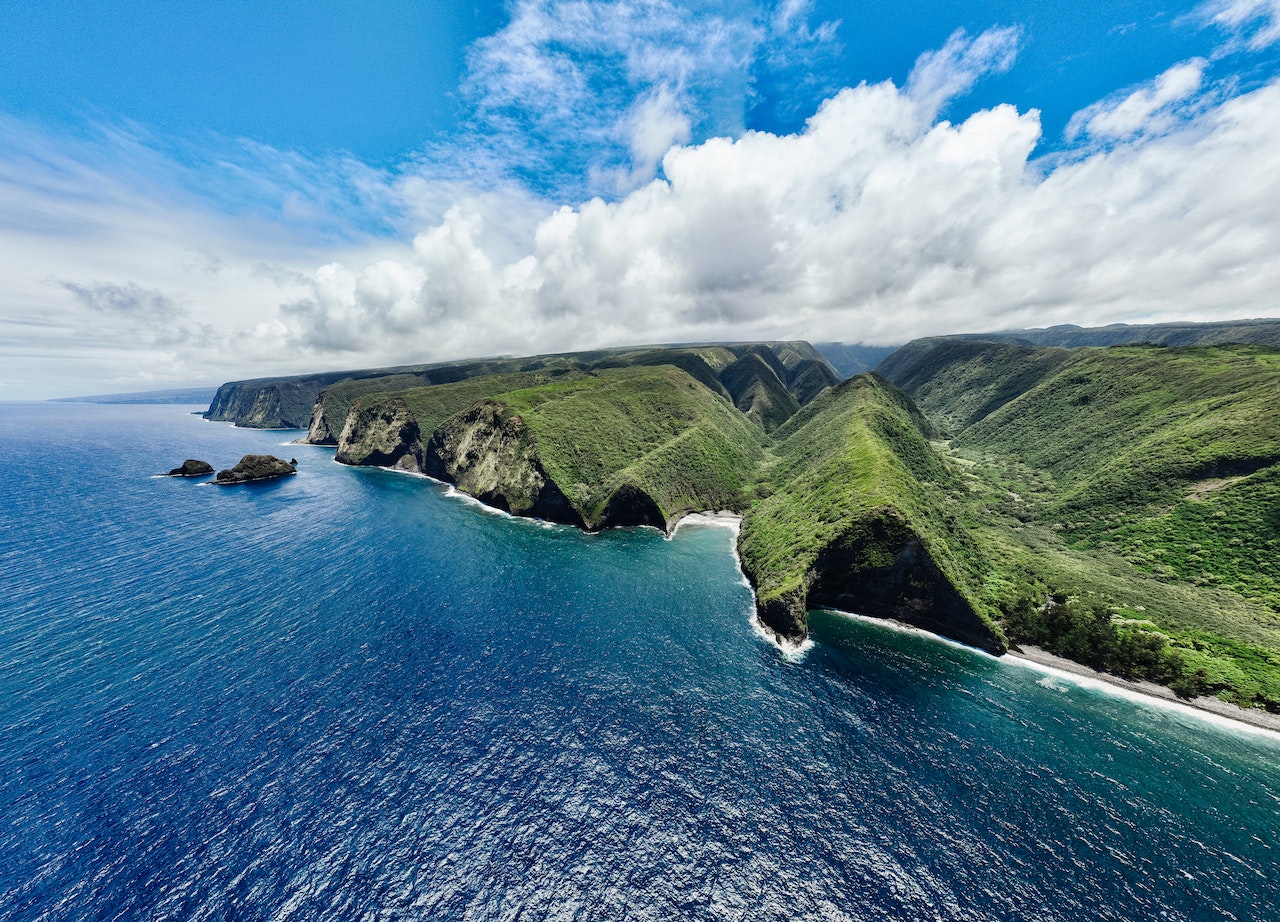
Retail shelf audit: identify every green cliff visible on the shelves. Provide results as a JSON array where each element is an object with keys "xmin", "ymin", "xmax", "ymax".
[
  {"xmin": 342, "ymin": 364, "xmax": 764, "ymax": 531},
  {"xmin": 882, "ymin": 339, "xmax": 1280, "ymax": 709},
  {"xmin": 737, "ymin": 374, "xmax": 1004, "ymax": 652},
  {"xmin": 204, "ymin": 325, "xmax": 1280, "ymax": 712}
]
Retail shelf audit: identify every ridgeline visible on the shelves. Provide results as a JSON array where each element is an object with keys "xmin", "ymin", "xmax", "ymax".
[{"xmin": 205, "ymin": 321, "xmax": 1280, "ymax": 711}]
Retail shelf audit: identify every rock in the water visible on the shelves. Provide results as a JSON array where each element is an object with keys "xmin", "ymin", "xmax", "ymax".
[
  {"xmin": 168, "ymin": 459, "xmax": 214, "ymax": 477},
  {"xmin": 214, "ymin": 454, "xmax": 297, "ymax": 485}
]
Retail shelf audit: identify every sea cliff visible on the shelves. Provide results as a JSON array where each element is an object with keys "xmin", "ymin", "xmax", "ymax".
[{"xmin": 203, "ymin": 329, "xmax": 1280, "ymax": 712}]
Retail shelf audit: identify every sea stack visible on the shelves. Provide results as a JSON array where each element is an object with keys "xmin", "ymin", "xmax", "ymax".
[
  {"xmin": 167, "ymin": 459, "xmax": 214, "ymax": 477},
  {"xmin": 214, "ymin": 454, "xmax": 297, "ymax": 485}
]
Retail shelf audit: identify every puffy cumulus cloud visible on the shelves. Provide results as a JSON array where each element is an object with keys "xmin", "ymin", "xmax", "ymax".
[
  {"xmin": 284, "ymin": 59, "xmax": 1280, "ymax": 353},
  {"xmin": 1066, "ymin": 59, "xmax": 1210, "ymax": 142},
  {"xmin": 1197, "ymin": 0, "xmax": 1280, "ymax": 52}
]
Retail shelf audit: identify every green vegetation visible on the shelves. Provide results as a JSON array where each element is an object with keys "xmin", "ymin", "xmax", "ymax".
[
  {"xmin": 209, "ymin": 341, "xmax": 836, "ymax": 432},
  {"xmin": 719, "ymin": 353, "xmax": 800, "ymax": 432},
  {"xmin": 208, "ymin": 330, "xmax": 1280, "ymax": 713},
  {"xmin": 738, "ymin": 375, "xmax": 1004, "ymax": 651},
  {"xmin": 391, "ymin": 370, "xmax": 582, "ymax": 435},
  {"xmin": 876, "ymin": 338, "xmax": 1074, "ymax": 434},
  {"xmin": 343, "ymin": 362, "xmax": 765, "ymax": 529},
  {"xmin": 1107, "ymin": 466, "xmax": 1280, "ymax": 611},
  {"xmin": 956, "ymin": 346, "xmax": 1280, "ymax": 523},
  {"xmin": 487, "ymin": 365, "xmax": 765, "ymax": 525},
  {"xmin": 884, "ymin": 340, "xmax": 1280, "ymax": 710}
]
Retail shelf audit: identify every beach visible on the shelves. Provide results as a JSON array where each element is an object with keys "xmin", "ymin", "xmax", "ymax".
[{"xmin": 1009, "ymin": 645, "xmax": 1280, "ymax": 735}]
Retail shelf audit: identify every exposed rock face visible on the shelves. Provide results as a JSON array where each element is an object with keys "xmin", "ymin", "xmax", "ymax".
[
  {"xmin": 809, "ymin": 513, "xmax": 1004, "ymax": 653},
  {"xmin": 335, "ymin": 398, "xmax": 422, "ymax": 470},
  {"xmin": 747, "ymin": 511, "xmax": 1006, "ymax": 654},
  {"xmin": 167, "ymin": 459, "xmax": 214, "ymax": 477},
  {"xmin": 756, "ymin": 586, "xmax": 809, "ymax": 642},
  {"xmin": 422, "ymin": 402, "xmax": 586, "ymax": 528},
  {"xmin": 598, "ymin": 484, "xmax": 667, "ymax": 530},
  {"xmin": 214, "ymin": 454, "xmax": 297, "ymax": 484},
  {"xmin": 305, "ymin": 397, "xmax": 339, "ymax": 445},
  {"xmin": 205, "ymin": 380, "xmax": 321, "ymax": 429}
]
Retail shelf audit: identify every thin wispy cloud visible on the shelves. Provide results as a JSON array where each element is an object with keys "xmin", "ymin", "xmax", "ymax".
[
  {"xmin": 454, "ymin": 0, "xmax": 841, "ymax": 196},
  {"xmin": 1197, "ymin": 0, "xmax": 1280, "ymax": 52},
  {"xmin": 905, "ymin": 26, "xmax": 1022, "ymax": 121},
  {"xmin": 1066, "ymin": 58, "xmax": 1211, "ymax": 141}
]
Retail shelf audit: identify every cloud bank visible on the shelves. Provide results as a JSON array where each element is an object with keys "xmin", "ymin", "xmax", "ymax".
[
  {"xmin": 4, "ymin": 7, "xmax": 1280, "ymax": 397},
  {"xmin": 283, "ymin": 31, "xmax": 1280, "ymax": 359}
]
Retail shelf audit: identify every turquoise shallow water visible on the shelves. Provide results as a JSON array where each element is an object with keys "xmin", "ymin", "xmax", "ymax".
[{"xmin": 1, "ymin": 402, "xmax": 1278, "ymax": 921}]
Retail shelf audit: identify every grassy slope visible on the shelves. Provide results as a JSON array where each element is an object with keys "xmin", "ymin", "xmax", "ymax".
[
  {"xmin": 877, "ymin": 338, "xmax": 1075, "ymax": 434},
  {"xmin": 495, "ymin": 365, "xmax": 764, "ymax": 524},
  {"xmin": 390, "ymin": 370, "xmax": 584, "ymax": 436},
  {"xmin": 317, "ymin": 341, "xmax": 831, "ymax": 442},
  {"xmin": 719, "ymin": 353, "xmax": 801, "ymax": 432},
  {"xmin": 890, "ymin": 340, "xmax": 1280, "ymax": 708},
  {"xmin": 330, "ymin": 336, "xmax": 1280, "ymax": 708},
  {"xmin": 738, "ymin": 375, "xmax": 999, "ymax": 640},
  {"xmin": 957, "ymin": 346, "xmax": 1280, "ymax": 524}
]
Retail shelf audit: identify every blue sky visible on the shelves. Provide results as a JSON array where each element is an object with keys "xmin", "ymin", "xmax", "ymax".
[{"xmin": 2, "ymin": 0, "xmax": 1279, "ymax": 397}]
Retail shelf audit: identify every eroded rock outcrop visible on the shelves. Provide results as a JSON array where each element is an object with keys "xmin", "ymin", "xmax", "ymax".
[
  {"xmin": 737, "ymin": 374, "xmax": 1006, "ymax": 653},
  {"xmin": 335, "ymin": 397, "xmax": 422, "ymax": 470},
  {"xmin": 214, "ymin": 454, "xmax": 297, "ymax": 484},
  {"xmin": 306, "ymin": 398, "xmax": 339, "ymax": 445},
  {"xmin": 748, "ymin": 510, "xmax": 1005, "ymax": 653},
  {"xmin": 167, "ymin": 459, "xmax": 214, "ymax": 477},
  {"xmin": 422, "ymin": 401, "xmax": 586, "ymax": 528}
]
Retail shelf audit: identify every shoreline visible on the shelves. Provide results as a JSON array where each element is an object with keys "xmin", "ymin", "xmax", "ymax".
[
  {"xmin": 823, "ymin": 609, "xmax": 1280, "ymax": 738},
  {"xmin": 1007, "ymin": 645, "xmax": 1280, "ymax": 736},
  {"xmin": 280, "ymin": 446, "xmax": 1280, "ymax": 737}
]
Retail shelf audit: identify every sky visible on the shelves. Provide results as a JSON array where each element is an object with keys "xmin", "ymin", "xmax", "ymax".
[{"xmin": 2, "ymin": 0, "xmax": 1279, "ymax": 398}]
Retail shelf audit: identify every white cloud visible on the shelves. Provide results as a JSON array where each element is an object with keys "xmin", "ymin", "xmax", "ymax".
[
  {"xmin": 1197, "ymin": 0, "xmax": 1280, "ymax": 52},
  {"xmin": 906, "ymin": 27, "xmax": 1022, "ymax": 121},
  {"xmin": 456, "ymin": 0, "xmax": 844, "ymax": 195},
  {"xmin": 1066, "ymin": 59, "xmax": 1210, "ymax": 141},
  {"xmin": 5, "ymin": 20, "xmax": 1280, "ymax": 399},
  {"xmin": 284, "ymin": 68, "xmax": 1280, "ymax": 355}
]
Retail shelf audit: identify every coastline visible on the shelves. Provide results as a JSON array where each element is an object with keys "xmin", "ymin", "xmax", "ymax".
[
  {"xmin": 1007, "ymin": 645, "xmax": 1280, "ymax": 736},
  {"xmin": 272, "ymin": 448, "xmax": 1280, "ymax": 736}
]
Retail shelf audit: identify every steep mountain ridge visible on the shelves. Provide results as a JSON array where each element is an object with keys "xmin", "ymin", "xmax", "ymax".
[
  {"xmin": 737, "ymin": 374, "xmax": 1003, "ymax": 652},
  {"xmin": 882, "ymin": 337, "xmax": 1280, "ymax": 708},
  {"xmin": 208, "ymin": 342, "xmax": 837, "ymax": 434},
  {"xmin": 201, "ymin": 325, "xmax": 1280, "ymax": 710}
]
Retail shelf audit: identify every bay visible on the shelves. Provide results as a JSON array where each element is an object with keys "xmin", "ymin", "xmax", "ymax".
[{"xmin": 1, "ymin": 402, "xmax": 1277, "ymax": 921}]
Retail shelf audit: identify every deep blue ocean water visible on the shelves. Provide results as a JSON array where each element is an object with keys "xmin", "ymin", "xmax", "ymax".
[{"xmin": 1, "ymin": 402, "xmax": 1278, "ymax": 921}]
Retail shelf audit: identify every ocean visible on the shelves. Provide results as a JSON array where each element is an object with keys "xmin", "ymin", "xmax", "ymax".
[{"xmin": 1, "ymin": 402, "xmax": 1277, "ymax": 921}]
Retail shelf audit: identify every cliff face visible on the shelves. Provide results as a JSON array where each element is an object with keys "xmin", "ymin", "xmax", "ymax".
[
  {"xmin": 745, "ymin": 511, "xmax": 1004, "ymax": 654},
  {"xmin": 206, "ymin": 379, "xmax": 327, "ymax": 429},
  {"xmin": 737, "ymin": 375, "xmax": 1005, "ymax": 653},
  {"xmin": 333, "ymin": 364, "xmax": 764, "ymax": 533},
  {"xmin": 335, "ymin": 397, "xmax": 422, "ymax": 471},
  {"xmin": 805, "ymin": 511, "xmax": 1003, "ymax": 653},
  {"xmin": 306, "ymin": 399, "xmax": 340, "ymax": 445},
  {"xmin": 422, "ymin": 402, "xmax": 586, "ymax": 528}
]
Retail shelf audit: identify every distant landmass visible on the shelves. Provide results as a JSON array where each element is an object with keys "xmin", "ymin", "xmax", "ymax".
[
  {"xmin": 815, "ymin": 318, "xmax": 1280, "ymax": 380},
  {"xmin": 52, "ymin": 386, "xmax": 220, "ymax": 405},
  {"xmin": 813, "ymin": 343, "xmax": 900, "ymax": 378},
  {"xmin": 201, "ymin": 319, "xmax": 1280, "ymax": 712},
  {"xmin": 939, "ymin": 317, "xmax": 1280, "ymax": 349}
]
